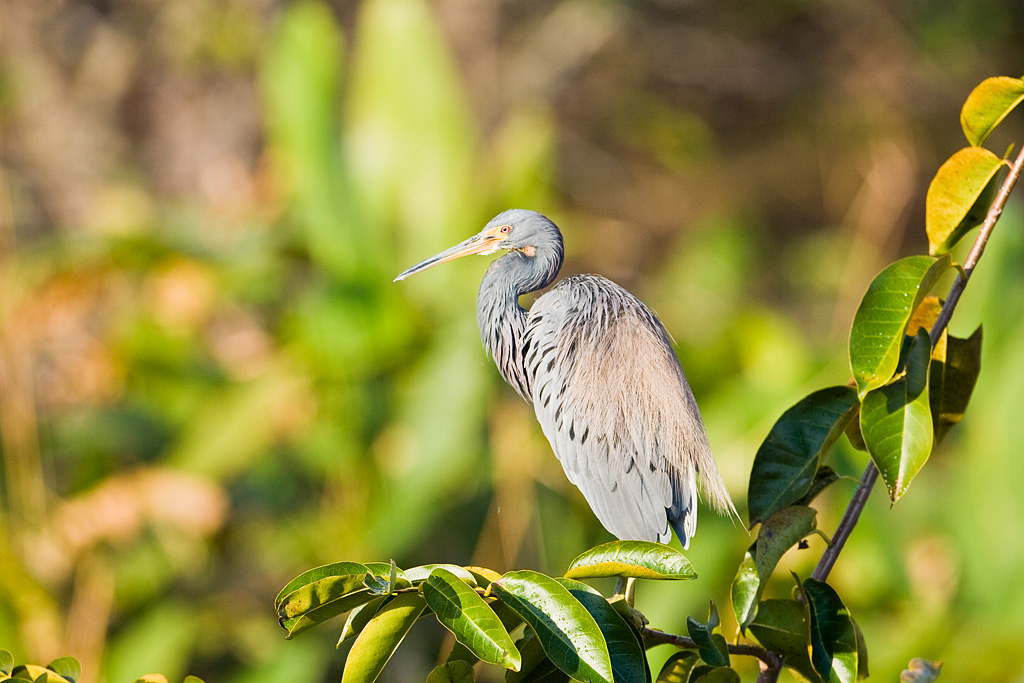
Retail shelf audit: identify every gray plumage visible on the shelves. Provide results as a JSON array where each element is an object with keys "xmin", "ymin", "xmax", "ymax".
[{"xmin": 395, "ymin": 209, "xmax": 735, "ymax": 547}]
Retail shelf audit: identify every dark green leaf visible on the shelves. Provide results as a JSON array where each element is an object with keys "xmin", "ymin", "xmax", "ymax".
[
  {"xmin": 746, "ymin": 599, "xmax": 808, "ymax": 657},
  {"xmin": 731, "ymin": 506, "xmax": 817, "ymax": 629},
  {"xmin": 793, "ymin": 466, "xmax": 841, "ymax": 506},
  {"xmin": 801, "ymin": 579, "xmax": 858, "ymax": 683},
  {"xmin": 341, "ymin": 591, "xmax": 428, "ymax": 683},
  {"xmin": 423, "ymin": 567, "xmax": 521, "ymax": 671},
  {"xmin": 655, "ymin": 652, "xmax": 700, "ymax": 683},
  {"xmin": 861, "ymin": 330, "xmax": 934, "ymax": 502},
  {"xmin": 853, "ymin": 618, "xmax": 869, "ymax": 680},
  {"xmin": 489, "ymin": 570, "xmax": 613, "ymax": 683},
  {"xmin": 427, "ymin": 660, "xmax": 476, "ymax": 683},
  {"xmin": 926, "ymin": 147, "xmax": 1005, "ymax": 255},
  {"xmin": 930, "ymin": 327, "xmax": 982, "ymax": 443},
  {"xmin": 506, "ymin": 629, "xmax": 570, "ymax": 683},
  {"xmin": 45, "ymin": 659, "xmax": 79, "ymax": 683},
  {"xmin": 556, "ymin": 579, "xmax": 649, "ymax": 683},
  {"xmin": 748, "ymin": 387, "xmax": 859, "ymax": 525},
  {"xmin": 960, "ymin": 76, "xmax": 1024, "ymax": 146},
  {"xmin": 900, "ymin": 658, "xmax": 942, "ymax": 683},
  {"xmin": 686, "ymin": 603, "xmax": 729, "ymax": 668},
  {"xmin": 565, "ymin": 541, "xmax": 696, "ymax": 580},
  {"xmin": 849, "ymin": 255, "xmax": 951, "ymax": 397}
]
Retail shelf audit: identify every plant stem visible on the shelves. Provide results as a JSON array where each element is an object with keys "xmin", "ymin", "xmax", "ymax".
[
  {"xmin": 812, "ymin": 144, "xmax": 1024, "ymax": 584},
  {"xmin": 639, "ymin": 625, "xmax": 783, "ymax": 675}
]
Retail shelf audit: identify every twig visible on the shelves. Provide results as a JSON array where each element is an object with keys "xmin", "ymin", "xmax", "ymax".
[
  {"xmin": 812, "ymin": 144, "xmax": 1024, "ymax": 583},
  {"xmin": 639, "ymin": 625, "xmax": 783, "ymax": 677}
]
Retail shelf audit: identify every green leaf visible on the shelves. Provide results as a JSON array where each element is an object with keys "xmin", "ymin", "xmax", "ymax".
[
  {"xmin": 800, "ymin": 579, "xmax": 858, "ymax": 683},
  {"xmin": 404, "ymin": 564, "xmax": 479, "ymax": 586},
  {"xmin": 276, "ymin": 561, "xmax": 371, "ymax": 609},
  {"xmin": 556, "ymin": 579, "xmax": 649, "ymax": 683},
  {"xmin": 45, "ymin": 659, "xmax": 79, "ymax": 683},
  {"xmin": 341, "ymin": 591, "xmax": 428, "ymax": 683},
  {"xmin": 423, "ymin": 568, "xmax": 521, "ymax": 671},
  {"xmin": 130, "ymin": 676, "xmax": 169, "ymax": 683},
  {"xmin": 793, "ymin": 466, "xmax": 841, "ymax": 506},
  {"xmin": 10, "ymin": 666, "xmax": 70, "ymax": 683},
  {"xmin": 564, "ymin": 541, "xmax": 696, "ymax": 580},
  {"xmin": 277, "ymin": 562, "xmax": 410, "ymax": 639},
  {"xmin": 960, "ymin": 76, "xmax": 1024, "ymax": 146},
  {"xmin": 506, "ymin": 628, "xmax": 570, "ymax": 683},
  {"xmin": 731, "ymin": 505, "xmax": 817, "ymax": 629},
  {"xmin": 183, "ymin": 678, "xmax": 205, "ymax": 683},
  {"xmin": 850, "ymin": 255, "xmax": 951, "ymax": 397},
  {"xmin": 861, "ymin": 330, "xmax": 934, "ymax": 502},
  {"xmin": 489, "ymin": 570, "xmax": 613, "ymax": 683},
  {"xmin": 853, "ymin": 618, "xmax": 869, "ymax": 680},
  {"xmin": 930, "ymin": 327, "xmax": 983, "ymax": 443},
  {"xmin": 464, "ymin": 566, "xmax": 502, "ymax": 587},
  {"xmin": 426, "ymin": 660, "xmax": 475, "ymax": 683},
  {"xmin": 686, "ymin": 603, "xmax": 729, "ymax": 668},
  {"xmin": 0, "ymin": 652, "xmax": 12, "ymax": 676},
  {"xmin": 746, "ymin": 599, "xmax": 808, "ymax": 657},
  {"xmin": 338, "ymin": 595, "xmax": 388, "ymax": 646},
  {"xmin": 691, "ymin": 669, "xmax": 740, "ymax": 683},
  {"xmin": 729, "ymin": 549, "xmax": 759, "ymax": 634},
  {"xmin": 925, "ymin": 147, "xmax": 1005, "ymax": 255},
  {"xmin": 747, "ymin": 387, "xmax": 859, "ymax": 525},
  {"xmin": 900, "ymin": 658, "xmax": 942, "ymax": 683},
  {"xmin": 655, "ymin": 652, "xmax": 700, "ymax": 683}
]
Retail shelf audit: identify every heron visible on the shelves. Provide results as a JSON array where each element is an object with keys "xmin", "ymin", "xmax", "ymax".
[{"xmin": 395, "ymin": 209, "xmax": 735, "ymax": 548}]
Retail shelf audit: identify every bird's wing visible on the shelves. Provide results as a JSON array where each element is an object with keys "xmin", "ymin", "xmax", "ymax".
[{"xmin": 523, "ymin": 275, "xmax": 731, "ymax": 546}]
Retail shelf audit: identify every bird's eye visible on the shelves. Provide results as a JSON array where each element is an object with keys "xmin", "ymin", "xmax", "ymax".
[{"xmin": 500, "ymin": 225, "xmax": 510, "ymax": 234}]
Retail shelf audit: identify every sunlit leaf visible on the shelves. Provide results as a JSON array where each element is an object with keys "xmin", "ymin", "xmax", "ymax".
[
  {"xmin": 800, "ymin": 579, "xmax": 858, "ymax": 683},
  {"xmin": 556, "ymin": 579, "xmax": 649, "ymax": 683},
  {"xmin": 45, "ymin": 659, "xmax": 79, "ymax": 683},
  {"xmin": 900, "ymin": 658, "xmax": 942, "ymax": 683},
  {"xmin": 404, "ymin": 564, "xmax": 478, "ymax": 586},
  {"xmin": 850, "ymin": 255, "xmax": 951, "ymax": 397},
  {"xmin": 338, "ymin": 596, "xmax": 388, "ymax": 646},
  {"xmin": 686, "ymin": 603, "xmax": 729, "ymax": 668},
  {"xmin": 464, "ymin": 566, "xmax": 502, "ymax": 587},
  {"xmin": 691, "ymin": 668, "xmax": 740, "ymax": 683},
  {"xmin": 729, "ymin": 549, "xmax": 759, "ymax": 633},
  {"xmin": 426, "ymin": 660, "xmax": 475, "ymax": 683},
  {"xmin": 861, "ymin": 330, "xmax": 934, "ymax": 502},
  {"xmin": 277, "ymin": 561, "xmax": 398, "ymax": 639},
  {"xmin": 182, "ymin": 677, "xmax": 205, "ymax": 683},
  {"xmin": 747, "ymin": 387, "xmax": 858, "ymax": 525},
  {"xmin": 11, "ymin": 665, "xmax": 70, "ymax": 683},
  {"xmin": 930, "ymin": 327, "xmax": 983, "ymax": 443},
  {"xmin": 960, "ymin": 76, "xmax": 1024, "ymax": 146},
  {"xmin": 925, "ymin": 147, "xmax": 1005, "ymax": 255},
  {"xmin": 423, "ymin": 568, "xmax": 521, "ymax": 671},
  {"xmin": 489, "ymin": 570, "xmax": 613, "ymax": 683},
  {"xmin": 341, "ymin": 591, "xmax": 428, "ymax": 683},
  {"xmin": 564, "ymin": 541, "xmax": 696, "ymax": 580},
  {"xmin": 655, "ymin": 652, "xmax": 700, "ymax": 683}
]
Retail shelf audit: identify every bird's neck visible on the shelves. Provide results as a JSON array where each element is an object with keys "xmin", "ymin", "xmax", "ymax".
[{"xmin": 476, "ymin": 249, "xmax": 561, "ymax": 402}]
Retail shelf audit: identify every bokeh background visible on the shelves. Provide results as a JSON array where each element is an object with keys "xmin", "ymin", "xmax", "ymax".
[{"xmin": 2, "ymin": 0, "xmax": 1024, "ymax": 681}]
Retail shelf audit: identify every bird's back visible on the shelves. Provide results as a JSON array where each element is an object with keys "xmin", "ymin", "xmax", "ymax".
[{"xmin": 522, "ymin": 274, "xmax": 733, "ymax": 546}]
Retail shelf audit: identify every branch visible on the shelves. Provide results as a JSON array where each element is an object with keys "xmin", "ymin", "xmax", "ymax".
[
  {"xmin": 812, "ymin": 144, "xmax": 1024, "ymax": 583},
  {"xmin": 638, "ymin": 625, "xmax": 783, "ymax": 679}
]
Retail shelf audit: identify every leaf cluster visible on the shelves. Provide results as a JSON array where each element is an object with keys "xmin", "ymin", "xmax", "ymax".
[{"xmin": 0, "ymin": 652, "xmax": 203, "ymax": 683}]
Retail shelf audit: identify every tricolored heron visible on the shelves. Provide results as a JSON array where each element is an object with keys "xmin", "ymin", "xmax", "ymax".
[{"xmin": 395, "ymin": 209, "xmax": 735, "ymax": 548}]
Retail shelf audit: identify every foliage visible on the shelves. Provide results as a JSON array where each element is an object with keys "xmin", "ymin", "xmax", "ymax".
[
  {"xmin": 0, "ymin": 651, "xmax": 202, "ymax": 683},
  {"xmin": 275, "ymin": 76, "xmax": 1024, "ymax": 682}
]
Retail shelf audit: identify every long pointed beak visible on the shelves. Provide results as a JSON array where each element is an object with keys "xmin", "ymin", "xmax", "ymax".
[{"xmin": 394, "ymin": 230, "xmax": 506, "ymax": 282}]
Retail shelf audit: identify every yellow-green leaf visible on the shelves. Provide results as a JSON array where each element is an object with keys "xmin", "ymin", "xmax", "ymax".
[
  {"xmin": 925, "ymin": 147, "xmax": 1005, "ymax": 255},
  {"xmin": 565, "ymin": 541, "xmax": 696, "ymax": 580},
  {"xmin": 341, "ymin": 591, "xmax": 428, "ymax": 683},
  {"xmin": 960, "ymin": 76, "xmax": 1024, "ymax": 146}
]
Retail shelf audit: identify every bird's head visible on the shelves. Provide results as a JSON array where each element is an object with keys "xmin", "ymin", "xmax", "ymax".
[{"xmin": 394, "ymin": 209, "xmax": 563, "ymax": 282}]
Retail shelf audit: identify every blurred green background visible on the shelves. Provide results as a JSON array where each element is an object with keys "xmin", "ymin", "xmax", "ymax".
[{"xmin": 2, "ymin": 0, "xmax": 1024, "ymax": 681}]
